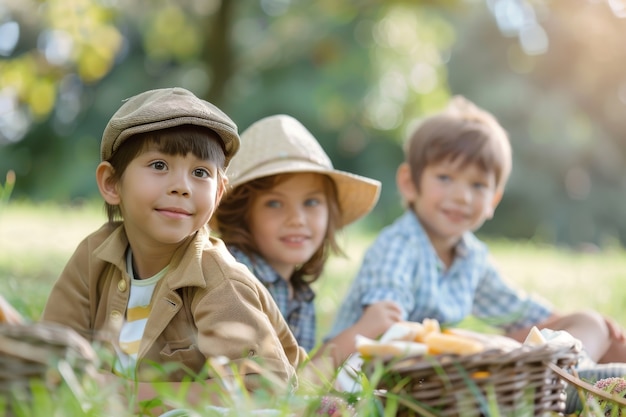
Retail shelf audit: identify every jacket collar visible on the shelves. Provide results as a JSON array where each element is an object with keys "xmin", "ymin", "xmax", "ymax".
[{"xmin": 94, "ymin": 223, "xmax": 212, "ymax": 290}]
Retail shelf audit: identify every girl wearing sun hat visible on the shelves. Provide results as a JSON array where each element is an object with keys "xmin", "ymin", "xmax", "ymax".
[{"xmin": 213, "ymin": 114, "xmax": 381, "ymax": 353}]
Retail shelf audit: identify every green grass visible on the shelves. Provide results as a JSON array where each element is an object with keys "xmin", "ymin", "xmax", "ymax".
[
  {"xmin": 0, "ymin": 201, "xmax": 106, "ymax": 320},
  {"xmin": 1, "ymin": 201, "xmax": 625, "ymax": 416},
  {"xmin": 3, "ymin": 201, "xmax": 625, "ymax": 329}
]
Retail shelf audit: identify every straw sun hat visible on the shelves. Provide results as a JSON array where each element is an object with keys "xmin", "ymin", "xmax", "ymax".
[{"xmin": 226, "ymin": 114, "xmax": 381, "ymax": 227}]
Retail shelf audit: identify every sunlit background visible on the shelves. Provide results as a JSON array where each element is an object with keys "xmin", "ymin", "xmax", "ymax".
[{"xmin": 2, "ymin": 0, "xmax": 626, "ymax": 247}]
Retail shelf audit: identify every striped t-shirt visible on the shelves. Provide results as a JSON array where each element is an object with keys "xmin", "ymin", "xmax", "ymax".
[{"xmin": 114, "ymin": 248, "xmax": 167, "ymax": 376}]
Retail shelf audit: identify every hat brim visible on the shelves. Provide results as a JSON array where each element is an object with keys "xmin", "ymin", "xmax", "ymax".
[{"xmin": 229, "ymin": 159, "xmax": 381, "ymax": 227}]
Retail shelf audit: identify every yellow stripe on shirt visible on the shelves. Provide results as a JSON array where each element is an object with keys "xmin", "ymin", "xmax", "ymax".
[
  {"xmin": 127, "ymin": 305, "xmax": 151, "ymax": 322},
  {"xmin": 119, "ymin": 339, "xmax": 142, "ymax": 355}
]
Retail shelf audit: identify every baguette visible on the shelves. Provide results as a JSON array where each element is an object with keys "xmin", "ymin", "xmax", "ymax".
[
  {"xmin": 424, "ymin": 332, "xmax": 485, "ymax": 355},
  {"xmin": 445, "ymin": 328, "xmax": 521, "ymax": 352},
  {"xmin": 356, "ymin": 334, "xmax": 427, "ymax": 358},
  {"xmin": 380, "ymin": 321, "xmax": 425, "ymax": 343},
  {"xmin": 416, "ymin": 318, "xmax": 441, "ymax": 342}
]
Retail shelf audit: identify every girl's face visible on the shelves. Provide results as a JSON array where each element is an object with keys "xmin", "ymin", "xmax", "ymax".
[
  {"xmin": 414, "ymin": 158, "xmax": 499, "ymax": 250},
  {"xmin": 248, "ymin": 173, "xmax": 330, "ymax": 280}
]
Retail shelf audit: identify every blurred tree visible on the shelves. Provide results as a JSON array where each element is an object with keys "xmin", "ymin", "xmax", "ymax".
[
  {"xmin": 2, "ymin": 0, "xmax": 626, "ymax": 247},
  {"xmin": 446, "ymin": 0, "xmax": 626, "ymax": 246},
  {"xmin": 0, "ymin": 0, "xmax": 457, "ymax": 223}
]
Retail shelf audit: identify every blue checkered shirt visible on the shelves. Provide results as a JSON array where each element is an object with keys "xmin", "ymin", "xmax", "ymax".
[
  {"xmin": 228, "ymin": 246, "xmax": 317, "ymax": 352},
  {"xmin": 326, "ymin": 211, "xmax": 553, "ymax": 340}
]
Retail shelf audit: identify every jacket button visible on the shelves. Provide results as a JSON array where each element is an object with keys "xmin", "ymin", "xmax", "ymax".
[
  {"xmin": 110, "ymin": 310, "xmax": 123, "ymax": 322},
  {"xmin": 117, "ymin": 280, "xmax": 127, "ymax": 292}
]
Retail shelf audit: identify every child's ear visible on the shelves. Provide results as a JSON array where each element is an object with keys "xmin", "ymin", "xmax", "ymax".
[
  {"xmin": 215, "ymin": 176, "xmax": 227, "ymax": 205},
  {"xmin": 396, "ymin": 162, "xmax": 418, "ymax": 203},
  {"xmin": 485, "ymin": 191, "xmax": 503, "ymax": 219},
  {"xmin": 96, "ymin": 162, "xmax": 121, "ymax": 205}
]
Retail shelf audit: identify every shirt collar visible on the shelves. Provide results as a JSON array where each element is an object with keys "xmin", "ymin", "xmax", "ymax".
[
  {"xmin": 403, "ymin": 210, "xmax": 473, "ymax": 260},
  {"xmin": 227, "ymin": 246, "xmax": 315, "ymax": 302}
]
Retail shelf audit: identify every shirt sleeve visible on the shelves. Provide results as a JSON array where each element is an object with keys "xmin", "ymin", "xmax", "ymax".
[
  {"xmin": 472, "ymin": 255, "xmax": 553, "ymax": 333},
  {"xmin": 41, "ymin": 233, "xmax": 100, "ymax": 341},
  {"xmin": 355, "ymin": 236, "xmax": 418, "ymax": 317},
  {"xmin": 328, "ymin": 228, "xmax": 419, "ymax": 340}
]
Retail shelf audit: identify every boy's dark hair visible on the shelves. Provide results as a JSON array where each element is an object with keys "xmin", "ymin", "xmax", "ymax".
[
  {"xmin": 214, "ymin": 173, "xmax": 343, "ymax": 287},
  {"xmin": 405, "ymin": 95, "xmax": 512, "ymax": 193},
  {"xmin": 104, "ymin": 124, "xmax": 225, "ymax": 222}
]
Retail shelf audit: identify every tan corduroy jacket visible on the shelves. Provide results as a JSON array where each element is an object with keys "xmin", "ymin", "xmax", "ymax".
[{"xmin": 42, "ymin": 222, "xmax": 306, "ymax": 385}]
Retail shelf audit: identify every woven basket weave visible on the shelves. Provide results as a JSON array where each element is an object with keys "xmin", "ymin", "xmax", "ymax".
[
  {"xmin": 0, "ymin": 322, "xmax": 98, "ymax": 411},
  {"xmin": 371, "ymin": 342, "xmax": 580, "ymax": 417}
]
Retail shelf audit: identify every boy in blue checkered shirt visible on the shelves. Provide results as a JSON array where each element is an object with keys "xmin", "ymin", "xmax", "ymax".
[{"xmin": 325, "ymin": 96, "xmax": 626, "ymax": 368}]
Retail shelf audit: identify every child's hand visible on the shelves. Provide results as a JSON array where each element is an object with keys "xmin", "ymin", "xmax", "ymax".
[{"xmin": 357, "ymin": 301, "xmax": 403, "ymax": 339}]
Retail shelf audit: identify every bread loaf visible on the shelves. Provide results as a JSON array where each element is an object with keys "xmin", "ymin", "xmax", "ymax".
[
  {"xmin": 419, "ymin": 318, "xmax": 441, "ymax": 342},
  {"xmin": 446, "ymin": 328, "xmax": 521, "ymax": 352},
  {"xmin": 356, "ymin": 334, "xmax": 427, "ymax": 358},
  {"xmin": 424, "ymin": 332, "xmax": 485, "ymax": 355},
  {"xmin": 380, "ymin": 321, "xmax": 425, "ymax": 343},
  {"xmin": 357, "ymin": 318, "xmax": 491, "ymax": 358}
]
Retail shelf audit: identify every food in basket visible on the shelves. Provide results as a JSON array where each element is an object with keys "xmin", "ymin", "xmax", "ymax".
[
  {"xmin": 355, "ymin": 334, "xmax": 427, "ymax": 358},
  {"xmin": 423, "ymin": 331, "xmax": 485, "ymax": 355},
  {"xmin": 523, "ymin": 325, "xmax": 547, "ymax": 346},
  {"xmin": 379, "ymin": 321, "xmax": 425, "ymax": 343},
  {"xmin": 355, "ymin": 318, "xmax": 497, "ymax": 358},
  {"xmin": 527, "ymin": 327, "xmax": 583, "ymax": 352},
  {"xmin": 444, "ymin": 328, "xmax": 522, "ymax": 352},
  {"xmin": 420, "ymin": 318, "xmax": 441, "ymax": 340}
]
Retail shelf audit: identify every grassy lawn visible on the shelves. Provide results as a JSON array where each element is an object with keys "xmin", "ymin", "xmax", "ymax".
[
  {"xmin": 1, "ymin": 202, "xmax": 625, "ymax": 416},
  {"xmin": 2, "ymin": 201, "xmax": 625, "ymax": 339}
]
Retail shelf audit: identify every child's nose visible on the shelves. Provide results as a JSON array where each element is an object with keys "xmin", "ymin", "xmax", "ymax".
[
  {"xmin": 168, "ymin": 172, "xmax": 191, "ymax": 196},
  {"xmin": 451, "ymin": 184, "xmax": 471, "ymax": 202},
  {"xmin": 286, "ymin": 206, "xmax": 305, "ymax": 224}
]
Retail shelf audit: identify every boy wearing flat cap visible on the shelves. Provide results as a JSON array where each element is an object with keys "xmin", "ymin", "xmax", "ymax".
[{"xmin": 42, "ymin": 88, "xmax": 306, "ymax": 410}]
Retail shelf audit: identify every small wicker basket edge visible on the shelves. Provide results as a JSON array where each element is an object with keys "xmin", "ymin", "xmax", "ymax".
[{"xmin": 0, "ymin": 322, "xmax": 98, "ymax": 413}]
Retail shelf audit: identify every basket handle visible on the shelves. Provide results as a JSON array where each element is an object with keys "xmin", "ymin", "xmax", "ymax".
[{"xmin": 547, "ymin": 362, "xmax": 626, "ymax": 407}]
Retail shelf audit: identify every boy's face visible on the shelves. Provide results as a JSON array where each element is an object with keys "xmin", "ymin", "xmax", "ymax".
[
  {"xmin": 106, "ymin": 142, "xmax": 225, "ymax": 247},
  {"xmin": 247, "ymin": 173, "xmax": 329, "ymax": 280},
  {"xmin": 407, "ymin": 158, "xmax": 500, "ymax": 246}
]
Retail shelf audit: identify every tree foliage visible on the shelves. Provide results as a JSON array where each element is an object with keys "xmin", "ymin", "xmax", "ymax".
[{"xmin": 2, "ymin": 0, "xmax": 626, "ymax": 246}]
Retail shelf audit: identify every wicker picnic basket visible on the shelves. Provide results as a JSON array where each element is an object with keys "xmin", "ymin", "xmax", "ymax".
[
  {"xmin": 0, "ymin": 322, "xmax": 98, "ymax": 412},
  {"xmin": 370, "ymin": 341, "xmax": 581, "ymax": 417}
]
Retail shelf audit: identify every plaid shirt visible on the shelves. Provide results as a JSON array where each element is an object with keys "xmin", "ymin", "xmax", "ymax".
[
  {"xmin": 327, "ymin": 211, "xmax": 553, "ymax": 340},
  {"xmin": 228, "ymin": 246, "xmax": 317, "ymax": 352}
]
